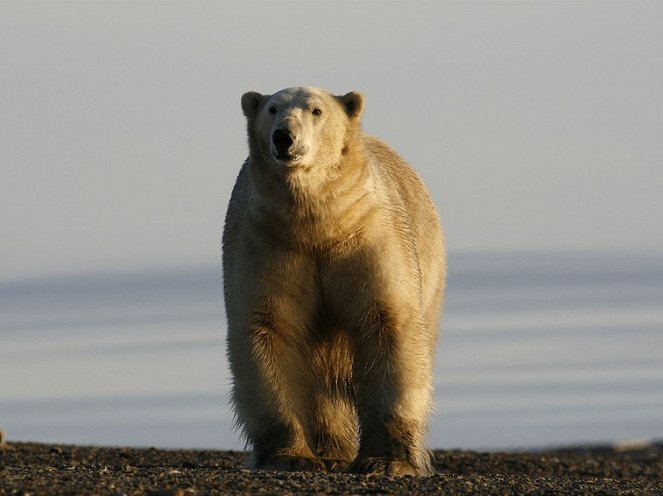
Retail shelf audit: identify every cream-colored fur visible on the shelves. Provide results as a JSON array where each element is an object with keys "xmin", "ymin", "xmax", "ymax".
[{"xmin": 223, "ymin": 87, "xmax": 445, "ymax": 476}]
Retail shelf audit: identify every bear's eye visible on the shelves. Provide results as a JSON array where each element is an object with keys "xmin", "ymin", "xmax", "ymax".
[
  {"xmin": 268, "ymin": 106, "xmax": 277, "ymax": 115},
  {"xmin": 312, "ymin": 108, "xmax": 322, "ymax": 116}
]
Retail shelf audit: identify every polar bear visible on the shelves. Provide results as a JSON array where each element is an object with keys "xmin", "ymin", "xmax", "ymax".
[{"xmin": 222, "ymin": 87, "xmax": 445, "ymax": 476}]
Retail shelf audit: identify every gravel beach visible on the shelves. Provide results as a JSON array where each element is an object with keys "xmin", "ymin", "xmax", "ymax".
[{"xmin": 1, "ymin": 441, "xmax": 662, "ymax": 495}]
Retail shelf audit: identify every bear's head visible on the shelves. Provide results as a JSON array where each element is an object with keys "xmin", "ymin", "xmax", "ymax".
[{"xmin": 241, "ymin": 87, "xmax": 365, "ymax": 172}]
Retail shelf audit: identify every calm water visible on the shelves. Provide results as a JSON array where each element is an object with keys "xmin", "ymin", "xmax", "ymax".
[{"xmin": 1, "ymin": 252, "xmax": 662, "ymax": 450}]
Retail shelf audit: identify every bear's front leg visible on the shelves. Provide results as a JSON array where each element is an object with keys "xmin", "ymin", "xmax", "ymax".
[
  {"xmin": 228, "ymin": 308, "xmax": 326, "ymax": 472},
  {"xmin": 225, "ymin": 241, "xmax": 327, "ymax": 471},
  {"xmin": 349, "ymin": 308, "xmax": 434, "ymax": 476}
]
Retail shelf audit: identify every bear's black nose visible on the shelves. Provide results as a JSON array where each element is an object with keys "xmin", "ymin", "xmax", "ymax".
[{"xmin": 272, "ymin": 128, "xmax": 294, "ymax": 152}]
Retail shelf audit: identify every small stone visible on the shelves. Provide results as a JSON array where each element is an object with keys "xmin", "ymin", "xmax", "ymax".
[{"xmin": 0, "ymin": 427, "xmax": 6, "ymax": 446}]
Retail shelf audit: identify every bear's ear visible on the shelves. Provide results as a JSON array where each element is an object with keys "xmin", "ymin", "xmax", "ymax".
[
  {"xmin": 339, "ymin": 91, "xmax": 365, "ymax": 120},
  {"xmin": 241, "ymin": 91, "xmax": 265, "ymax": 119}
]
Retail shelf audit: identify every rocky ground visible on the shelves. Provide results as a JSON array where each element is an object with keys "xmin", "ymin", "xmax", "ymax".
[{"xmin": 1, "ymin": 441, "xmax": 662, "ymax": 495}]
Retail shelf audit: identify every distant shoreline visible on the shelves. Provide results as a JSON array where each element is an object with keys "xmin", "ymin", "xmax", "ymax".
[{"xmin": 1, "ymin": 441, "xmax": 661, "ymax": 495}]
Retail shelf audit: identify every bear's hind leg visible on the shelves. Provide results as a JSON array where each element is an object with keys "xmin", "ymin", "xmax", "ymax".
[
  {"xmin": 310, "ymin": 394, "xmax": 358, "ymax": 472},
  {"xmin": 308, "ymin": 331, "xmax": 358, "ymax": 471}
]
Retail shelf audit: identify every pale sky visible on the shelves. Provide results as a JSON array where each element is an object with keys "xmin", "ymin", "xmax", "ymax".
[{"xmin": 2, "ymin": 1, "xmax": 662, "ymax": 281}]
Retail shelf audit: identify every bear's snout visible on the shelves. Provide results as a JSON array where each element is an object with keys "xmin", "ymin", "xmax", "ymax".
[{"xmin": 272, "ymin": 128, "xmax": 295, "ymax": 156}]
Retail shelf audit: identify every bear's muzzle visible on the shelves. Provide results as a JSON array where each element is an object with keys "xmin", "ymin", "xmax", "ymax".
[{"xmin": 271, "ymin": 127, "xmax": 308, "ymax": 163}]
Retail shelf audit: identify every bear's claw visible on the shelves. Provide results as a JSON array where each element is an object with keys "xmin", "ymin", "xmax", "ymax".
[
  {"xmin": 255, "ymin": 454, "xmax": 327, "ymax": 472},
  {"xmin": 348, "ymin": 457, "xmax": 421, "ymax": 476},
  {"xmin": 319, "ymin": 457, "xmax": 351, "ymax": 473}
]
